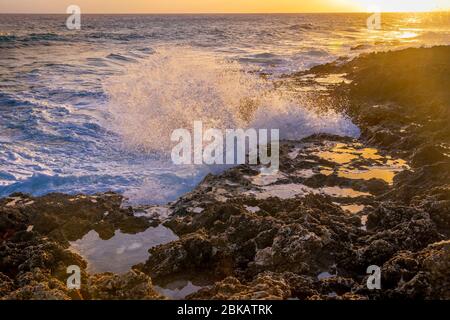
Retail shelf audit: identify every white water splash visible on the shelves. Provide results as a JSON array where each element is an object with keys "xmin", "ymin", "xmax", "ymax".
[{"xmin": 105, "ymin": 47, "xmax": 359, "ymax": 154}]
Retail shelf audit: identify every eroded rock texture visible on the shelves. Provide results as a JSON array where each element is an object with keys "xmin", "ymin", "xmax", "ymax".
[{"xmin": 1, "ymin": 46, "xmax": 449, "ymax": 300}]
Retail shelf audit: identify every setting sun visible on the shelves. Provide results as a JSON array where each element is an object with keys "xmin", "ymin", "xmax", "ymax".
[{"xmin": 352, "ymin": 0, "xmax": 448, "ymax": 12}]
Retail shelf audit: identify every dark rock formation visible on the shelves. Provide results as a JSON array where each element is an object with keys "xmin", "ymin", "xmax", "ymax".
[
  {"xmin": 1, "ymin": 46, "xmax": 449, "ymax": 300},
  {"xmin": 0, "ymin": 193, "xmax": 162, "ymax": 300}
]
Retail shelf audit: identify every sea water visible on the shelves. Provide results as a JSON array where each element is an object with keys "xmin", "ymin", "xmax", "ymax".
[{"xmin": 0, "ymin": 13, "xmax": 448, "ymax": 204}]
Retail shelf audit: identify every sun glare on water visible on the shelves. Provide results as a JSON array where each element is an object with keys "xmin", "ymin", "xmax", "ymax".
[{"xmin": 354, "ymin": 0, "xmax": 448, "ymax": 12}]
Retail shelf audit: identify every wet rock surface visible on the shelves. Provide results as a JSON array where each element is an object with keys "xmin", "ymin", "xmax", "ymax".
[
  {"xmin": 134, "ymin": 135, "xmax": 447, "ymax": 300},
  {"xmin": 136, "ymin": 46, "xmax": 449, "ymax": 300},
  {"xmin": 0, "ymin": 193, "xmax": 164, "ymax": 300},
  {"xmin": 1, "ymin": 46, "xmax": 449, "ymax": 300}
]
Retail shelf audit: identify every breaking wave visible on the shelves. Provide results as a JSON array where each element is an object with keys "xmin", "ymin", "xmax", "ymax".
[{"xmin": 105, "ymin": 47, "xmax": 360, "ymax": 153}]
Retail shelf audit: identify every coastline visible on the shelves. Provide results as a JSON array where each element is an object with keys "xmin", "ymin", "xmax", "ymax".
[{"xmin": 1, "ymin": 46, "xmax": 449, "ymax": 300}]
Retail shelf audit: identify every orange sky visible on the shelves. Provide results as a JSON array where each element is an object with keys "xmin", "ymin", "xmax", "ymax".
[{"xmin": 0, "ymin": 0, "xmax": 448, "ymax": 13}]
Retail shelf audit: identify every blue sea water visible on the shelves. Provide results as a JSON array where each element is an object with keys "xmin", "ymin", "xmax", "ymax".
[{"xmin": 0, "ymin": 13, "xmax": 449, "ymax": 204}]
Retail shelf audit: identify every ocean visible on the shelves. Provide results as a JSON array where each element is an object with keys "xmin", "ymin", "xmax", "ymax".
[{"xmin": 0, "ymin": 13, "xmax": 449, "ymax": 204}]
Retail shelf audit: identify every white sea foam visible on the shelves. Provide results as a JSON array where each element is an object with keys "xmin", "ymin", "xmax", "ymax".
[
  {"xmin": 1, "ymin": 14, "xmax": 448, "ymax": 201},
  {"xmin": 105, "ymin": 47, "xmax": 360, "ymax": 154}
]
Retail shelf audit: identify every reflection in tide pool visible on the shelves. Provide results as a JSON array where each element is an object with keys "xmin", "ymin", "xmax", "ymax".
[
  {"xmin": 248, "ymin": 183, "xmax": 372, "ymax": 200},
  {"xmin": 314, "ymin": 142, "xmax": 409, "ymax": 184},
  {"xmin": 321, "ymin": 186, "xmax": 371, "ymax": 198},
  {"xmin": 154, "ymin": 280, "xmax": 209, "ymax": 300},
  {"xmin": 338, "ymin": 167, "xmax": 397, "ymax": 184},
  {"xmin": 70, "ymin": 225, "xmax": 178, "ymax": 274},
  {"xmin": 340, "ymin": 204, "xmax": 365, "ymax": 214}
]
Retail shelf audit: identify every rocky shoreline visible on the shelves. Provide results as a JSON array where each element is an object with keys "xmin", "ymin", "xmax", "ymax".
[{"xmin": 1, "ymin": 46, "xmax": 449, "ymax": 300}]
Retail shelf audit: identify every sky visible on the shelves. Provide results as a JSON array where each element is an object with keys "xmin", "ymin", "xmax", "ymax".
[{"xmin": 0, "ymin": 0, "xmax": 449, "ymax": 14}]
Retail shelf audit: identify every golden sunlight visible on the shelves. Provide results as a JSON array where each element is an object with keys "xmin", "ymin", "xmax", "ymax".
[
  {"xmin": 352, "ymin": 0, "xmax": 447, "ymax": 12},
  {"xmin": 1, "ymin": 0, "xmax": 449, "ymax": 14}
]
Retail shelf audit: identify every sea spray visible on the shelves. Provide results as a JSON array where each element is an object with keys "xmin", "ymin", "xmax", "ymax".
[{"xmin": 104, "ymin": 46, "xmax": 360, "ymax": 155}]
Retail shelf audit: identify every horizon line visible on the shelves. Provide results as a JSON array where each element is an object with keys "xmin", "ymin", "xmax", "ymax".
[{"xmin": 0, "ymin": 11, "xmax": 448, "ymax": 15}]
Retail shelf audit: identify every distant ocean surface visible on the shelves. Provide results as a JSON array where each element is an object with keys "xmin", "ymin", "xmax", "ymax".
[{"xmin": 1, "ymin": 13, "xmax": 449, "ymax": 204}]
